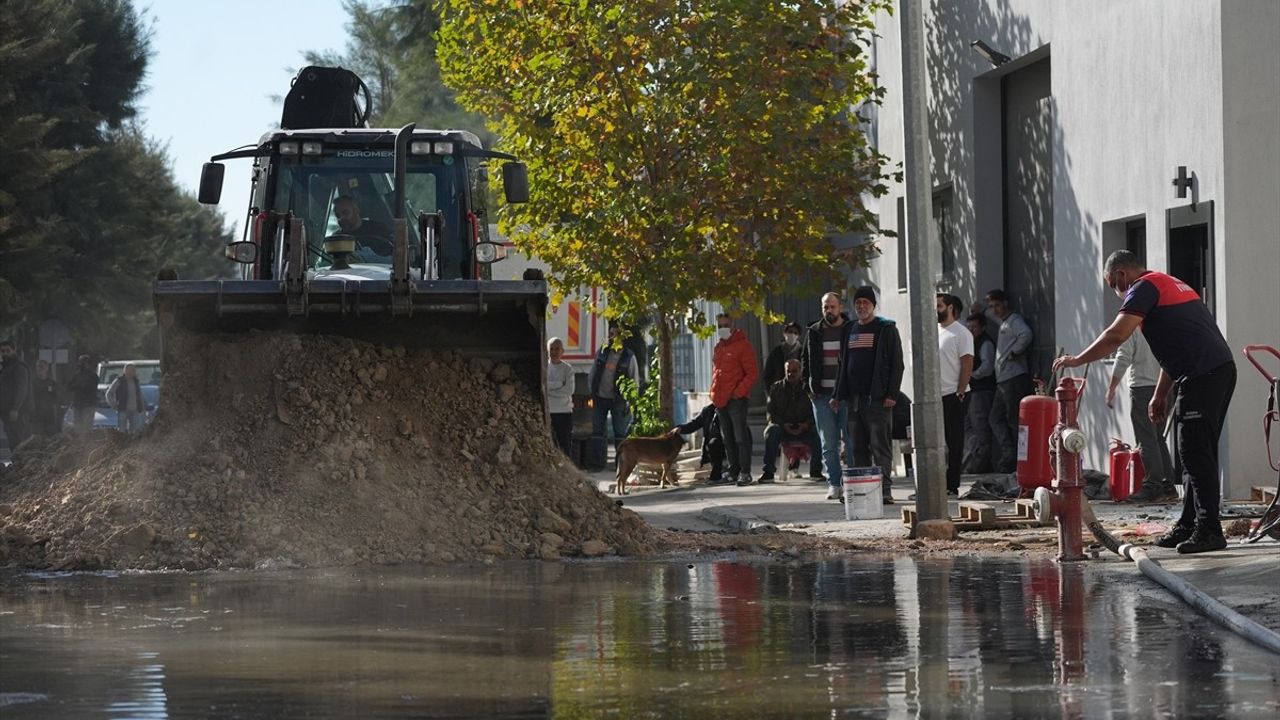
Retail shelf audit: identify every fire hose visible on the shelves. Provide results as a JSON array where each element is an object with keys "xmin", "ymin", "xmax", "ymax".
[{"xmin": 1081, "ymin": 499, "xmax": 1280, "ymax": 655}]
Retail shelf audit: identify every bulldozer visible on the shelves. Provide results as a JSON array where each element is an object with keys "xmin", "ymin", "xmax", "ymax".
[{"xmin": 153, "ymin": 66, "xmax": 548, "ymax": 405}]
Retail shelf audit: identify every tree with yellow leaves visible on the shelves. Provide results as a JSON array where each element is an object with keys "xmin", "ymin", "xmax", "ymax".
[{"xmin": 440, "ymin": 0, "xmax": 894, "ymax": 420}]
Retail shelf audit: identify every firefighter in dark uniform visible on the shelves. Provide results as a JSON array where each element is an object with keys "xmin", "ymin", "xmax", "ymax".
[{"xmin": 1054, "ymin": 250, "xmax": 1235, "ymax": 554}]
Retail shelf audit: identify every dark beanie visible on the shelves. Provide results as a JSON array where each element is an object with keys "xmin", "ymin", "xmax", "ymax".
[{"xmin": 853, "ymin": 285, "xmax": 877, "ymax": 306}]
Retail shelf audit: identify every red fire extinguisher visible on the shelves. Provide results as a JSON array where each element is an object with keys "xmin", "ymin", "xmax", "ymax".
[
  {"xmin": 1017, "ymin": 394, "xmax": 1058, "ymax": 493},
  {"xmin": 1108, "ymin": 439, "xmax": 1146, "ymax": 501}
]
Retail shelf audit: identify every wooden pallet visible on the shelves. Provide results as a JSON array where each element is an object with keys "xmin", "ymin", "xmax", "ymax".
[
  {"xmin": 1251, "ymin": 485, "xmax": 1278, "ymax": 504},
  {"xmin": 900, "ymin": 500, "xmax": 1049, "ymax": 531}
]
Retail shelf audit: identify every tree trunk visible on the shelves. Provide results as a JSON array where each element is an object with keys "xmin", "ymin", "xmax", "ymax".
[{"xmin": 658, "ymin": 313, "xmax": 675, "ymax": 424}]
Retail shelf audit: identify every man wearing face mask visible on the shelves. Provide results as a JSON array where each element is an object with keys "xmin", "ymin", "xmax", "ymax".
[
  {"xmin": 710, "ymin": 313, "xmax": 759, "ymax": 486},
  {"xmin": 832, "ymin": 286, "xmax": 905, "ymax": 504},
  {"xmin": 1054, "ymin": 250, "xmax": 1235, "ymax": 554},
  {"xmin": 764, "ymin": 321, "xmax": 804, "ymax": 388}
]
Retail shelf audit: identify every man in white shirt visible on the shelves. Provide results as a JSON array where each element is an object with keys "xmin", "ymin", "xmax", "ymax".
[{"xmin": 936, "ymin": 294, "xmax": 974, "ymax": 496}]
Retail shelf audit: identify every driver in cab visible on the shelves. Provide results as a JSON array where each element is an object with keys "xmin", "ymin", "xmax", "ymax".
[{"xmin": 333, "ymin": 196, "xmax": 393, "ymax": 262}]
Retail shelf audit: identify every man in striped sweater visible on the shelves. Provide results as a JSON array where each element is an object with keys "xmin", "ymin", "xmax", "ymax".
[{"xmin": 801, "ymin": 292, "xmax": 852, "ymax": 500}]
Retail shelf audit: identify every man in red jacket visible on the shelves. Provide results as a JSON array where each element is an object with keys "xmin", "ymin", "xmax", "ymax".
[{"xmin": 711, "ymin": 313, "xmax": 759, "ymax": 486}]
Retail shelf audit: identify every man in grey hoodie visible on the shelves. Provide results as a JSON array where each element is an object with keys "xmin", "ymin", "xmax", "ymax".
[
  {"xmin": 985, "ymin": 289, "xmax": 1034, "ymax": 473},
  {"xmin": 1105, "ymin": 330, "xmax": 1177, "ymax": 502}
]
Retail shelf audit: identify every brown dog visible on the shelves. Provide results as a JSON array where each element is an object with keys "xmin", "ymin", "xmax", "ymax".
[{"xmin": 614, "ymin": 429, "xmax": 684, "ymax": 495}]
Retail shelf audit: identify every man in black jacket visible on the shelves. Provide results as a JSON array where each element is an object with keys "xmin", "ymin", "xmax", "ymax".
[
  {"xmin": 801, "ymin": 293, "xmax": 855, "ymax": 500},
  {"xmin": 763, "ymin": 321, "xmax": 803, "ymax": 388},
  {"xmin": 760, "ymin": 359, "xmax": 823, "ymax": 482},
  {"xmin": 673, "ymin": 404, "xmax": 727, "ymax": 485},
  {"xmin": 0, "ymin": 339, "xmax": 31, "ymax": 447},
  {"xmin": 31, "ymin": 359, "xmax": 61, "ymax": 436},
  {"xmin": 587, "ymin": 322, "xmax": 639, "ymax": 467},
  {"xmin": 832, "ymin": 286, "xmax": 905, "ymax": 503},
  {"xmin": 68, "ymin": 355, "xmax": 99, "ymax": 434}
]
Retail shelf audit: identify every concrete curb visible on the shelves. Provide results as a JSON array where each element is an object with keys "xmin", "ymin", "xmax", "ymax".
[{"xmin": 700, "ymin": 505, "xmax": 779, "ymax": 533}]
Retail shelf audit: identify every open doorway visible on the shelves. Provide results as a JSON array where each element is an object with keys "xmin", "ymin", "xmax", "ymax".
[{"xmin": 1166, "ymin": 201, "xmax": 1215, "ymax": 316}]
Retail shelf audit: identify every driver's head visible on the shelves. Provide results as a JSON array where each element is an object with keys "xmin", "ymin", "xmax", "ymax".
[{"xmin": 334, "ymin": 196, "xmax": 364, "ymax": 232}]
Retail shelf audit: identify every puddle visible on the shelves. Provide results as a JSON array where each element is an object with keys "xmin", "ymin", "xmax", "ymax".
[{"xmin": 1, "ymin": 557, "xmax": 1277, "ymax": 718}]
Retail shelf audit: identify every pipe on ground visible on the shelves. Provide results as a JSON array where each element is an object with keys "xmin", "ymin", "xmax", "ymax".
[{"xmin": 1081, "ymin": 501, "xmax": 1280, "ymax": 655}]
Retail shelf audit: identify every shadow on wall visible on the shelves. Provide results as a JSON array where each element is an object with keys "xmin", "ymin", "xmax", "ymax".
[
  {"xmin": 1052, "ymin": 104, "xmax": 1126, "ymax": 450},
  {"xmin": 925, "ymin": 0, "xmax": 1034, "ymax": 306},
  {"xmin": 924, "ymin": 1, "xmax": 1122, "ymax": 451}
]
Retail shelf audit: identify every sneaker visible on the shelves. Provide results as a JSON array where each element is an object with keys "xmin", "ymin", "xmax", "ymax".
[
  {"xmin": 736, "ymin": 472, "xmax": 754, "ymax": 487},
  {"xmin": 946, "ymin": 489, "xmax": 959, "ymax": 498},
  {"xmin": 758, "ymin": 472, "xmax": 776, "ymax": 484},
  {"xmin": 1153, "ymin": 524, "xmax": 1194, "ymax": 548},
  {"xmin": 826, "ymin": 486, "xmax": 841, "ymax": 500},
  {"xmin": 882, "ymin": 495, "xmax": 895, "ymax": 505},
  {"xmin": 1176, "ymin": 526, "xmax": 1228, "ymax": 554},
  {"xmin": 707, "ymin": 475, "xmax": 731, "ymax": 486},
  {"xmin": 809, "ymin": 472, "xmax": 827, "ymax": 483},
  {"xmin": 1127, "ymin": 482, "xmax": 1179, "ymax": 503},
  {"xmin": 907, "ymin": 493, "xmax": 917, "ymax": 501},
  {"xmin": 788, "ymin": 458, "xmax": 801, "ymax": 471}
]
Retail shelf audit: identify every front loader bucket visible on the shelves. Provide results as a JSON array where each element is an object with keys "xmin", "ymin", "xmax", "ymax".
[{"xmin": 154, "ymin": 278, "xmax": 549, "ymax": 411}]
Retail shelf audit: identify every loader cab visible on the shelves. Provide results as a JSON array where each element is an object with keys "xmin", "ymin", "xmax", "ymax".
[{"xmin": 236, "ymin": 129, "xmax": 505, "ymax": 282}]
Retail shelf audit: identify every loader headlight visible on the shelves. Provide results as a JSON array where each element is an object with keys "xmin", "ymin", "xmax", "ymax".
[
  {"xmin": 224, "ymin": 241, "xmax": 258, "ymax": 264},
  {"xmin": 410, "ymin": 141, "xmax": 433, "ymax": 155},
  {"xmin": 279, "ymin": 141, "xmax": 300, "ymax": 155},
  {"xmin": 474, "ymin": 241, "xmax": 506, "ymax": 264},
  {"xmin": 433, "ymin": 141, "xmax": 454, "ymax": 155},
  {"xmin": 301, "ymin": 141, "xmax": 323, "ymax": 155}
]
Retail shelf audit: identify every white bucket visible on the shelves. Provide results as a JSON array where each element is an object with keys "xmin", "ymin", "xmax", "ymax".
[{"xmin": 843, "ymin": 467, "xmax": 883, "ymax": 520}]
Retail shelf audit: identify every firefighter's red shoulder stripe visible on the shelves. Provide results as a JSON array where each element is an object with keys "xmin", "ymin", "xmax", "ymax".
[{"xmin": 1141, "ymin": 271, "xmax": 1200, "ymax": 307}]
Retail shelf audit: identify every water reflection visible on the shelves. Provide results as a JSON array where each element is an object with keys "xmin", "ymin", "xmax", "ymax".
[{"xmin": 1, "ymin": 558, "xmax": 1277, "ymax": 719}]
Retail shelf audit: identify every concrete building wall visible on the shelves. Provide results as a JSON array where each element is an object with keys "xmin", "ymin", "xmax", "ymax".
[
  {"xmin": 869, "ymin": 0, "xmax": 1276, "ymax": 494},
  {"xmin": 1047, "ymin": 0, "xmax": 1226, "ymax": 476},
  {"xmin": 1219, "ymin": 0, "xmax": 1280, "ymax": 489}
]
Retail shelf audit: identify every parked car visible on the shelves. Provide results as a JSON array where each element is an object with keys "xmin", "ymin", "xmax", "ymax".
[
  {"xmin": 98, "ymin": 359, "xmax": 162, "ymax": 387},
  {"xmin": 63, "ymin": 385, "xmax": 161, "ymax": 431}
]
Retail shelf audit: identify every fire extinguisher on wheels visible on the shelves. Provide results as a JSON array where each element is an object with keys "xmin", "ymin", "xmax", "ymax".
[{"xmin": 1017, "ymin": 392, "xmax": 1058, "ymax": 496}]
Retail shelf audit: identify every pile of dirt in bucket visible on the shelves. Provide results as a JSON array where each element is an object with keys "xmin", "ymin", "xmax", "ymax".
[{"xmin": 0, "ymin": 332, "xmax": 651, "ymax": 571}]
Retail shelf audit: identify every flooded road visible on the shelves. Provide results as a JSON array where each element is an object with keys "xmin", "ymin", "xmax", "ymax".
[{"xmin": 2, "ymin": 556, "xmax": 1277, "ymax": 718}]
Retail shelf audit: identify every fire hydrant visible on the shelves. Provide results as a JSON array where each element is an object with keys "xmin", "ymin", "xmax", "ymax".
[{"xmin": 1031, "ymin": 377, "xmax": 1089, "ymax": 562}]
